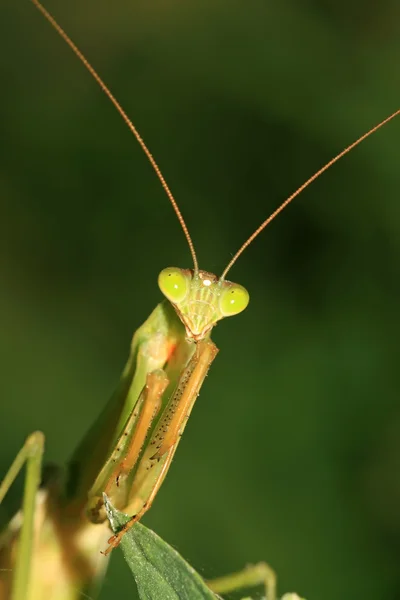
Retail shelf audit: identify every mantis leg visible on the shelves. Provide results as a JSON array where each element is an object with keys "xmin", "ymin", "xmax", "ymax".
[
  {"xmin": 87, "ymin": 370, "xmax": 169, "ymax": 525},
  {"xmin": 104, "ymin": 339, "xmax": 218, "ymax": 553},
  {"xmin": 206, "ymin": 561, "xmax": 276, "ymax": 600},
  {"xmin": 0, "ymin": 431, "xmax": 45, "ymax": 600},
  {"xmin": 103, "ymin": 444, "xmax": 175, "ymax": 554}
]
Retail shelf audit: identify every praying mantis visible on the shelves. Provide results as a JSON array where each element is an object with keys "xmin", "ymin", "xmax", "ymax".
[{"xmin": 0, "ymin": 1, "xmax": 399, "ymax": 599}]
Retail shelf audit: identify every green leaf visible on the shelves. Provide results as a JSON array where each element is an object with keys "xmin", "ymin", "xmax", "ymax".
[{"xmin": 104, "ymin": 495, "xmax": 217, "ymax": 600}]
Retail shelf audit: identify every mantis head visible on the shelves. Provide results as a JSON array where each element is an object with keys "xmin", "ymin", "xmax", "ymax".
[{"xmin": 158, "ymin": 268, "xmax": 249, "ymax": 341}]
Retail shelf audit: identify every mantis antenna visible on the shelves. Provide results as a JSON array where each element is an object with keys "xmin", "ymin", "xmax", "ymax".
[
  {"xmin": 29, "ymin": 0, "xmax": 199, "ymax": 274},
  {"xmin": 220, "ymin": 108, "xmax": 400, "ymax": 280},
  {"xmin": 29, "ymin": 0, "xmax": 398, "ymax": 282}
]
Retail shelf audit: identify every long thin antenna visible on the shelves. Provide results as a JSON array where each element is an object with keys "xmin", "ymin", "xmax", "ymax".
[
  {"xmin": 29, "ymin": 0, "xmax": 199, "ymax": 273},
  {"xmin": 221, "ymin": 108, "xmax": 400, "ymax": 280}
]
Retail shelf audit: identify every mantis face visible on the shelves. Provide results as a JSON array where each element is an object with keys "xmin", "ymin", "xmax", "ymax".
[{"xmin": 158, "ymin": 267, "xmax": 250, "ymax": 341}]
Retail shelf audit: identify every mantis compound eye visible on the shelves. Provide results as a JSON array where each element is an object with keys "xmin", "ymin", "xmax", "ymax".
[
  {"xmin": 158, "ymin": 267, "xmax": 190, "ymax": 304},
  {"xmin": 219, "ymin": 284, "xmax": 250, "ymax": 317}
]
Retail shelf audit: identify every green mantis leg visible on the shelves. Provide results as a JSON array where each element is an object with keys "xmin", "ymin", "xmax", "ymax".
[
  {"xmin": 0, "ymin": 431, "xmax": 45, "ymax": 600},
  {"xmin": 104, "ymin": 339, "xmax": 218, "ymax": 553},
  {"xmin": 206, "ymin": 561, "xmax": 276, "ymax": 600}
]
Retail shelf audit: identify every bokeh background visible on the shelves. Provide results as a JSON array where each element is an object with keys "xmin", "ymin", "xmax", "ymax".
[{"xmin": 1, "ymin": 0, "xmax": 400, "ymax": 598}]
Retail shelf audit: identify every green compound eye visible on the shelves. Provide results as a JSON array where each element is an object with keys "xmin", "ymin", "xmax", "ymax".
[
  {"xmin": 158, "ymin": 268, "xmax": 189, "ymax": 304},
  {"xmin": 219, "ymin": 284, "xmax": 250, "ymax": 317}
]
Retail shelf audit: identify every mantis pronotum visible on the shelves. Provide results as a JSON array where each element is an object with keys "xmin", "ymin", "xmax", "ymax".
[{"xmin": 0, "ymin": 1, "xmax": 399, "ymax": 599}]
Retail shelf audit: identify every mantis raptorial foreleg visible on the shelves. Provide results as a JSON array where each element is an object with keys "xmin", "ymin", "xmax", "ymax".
[
  {"xmin": 0, "ymin": 432, "xmax": 44, "ymax": 600},
  {"xmin": 105, "ymin": 339, "xmax": 218, "ymax": 553},
  {"xmin": 87, "ymin": 369, "xmax": 169, "ymax": 524}
]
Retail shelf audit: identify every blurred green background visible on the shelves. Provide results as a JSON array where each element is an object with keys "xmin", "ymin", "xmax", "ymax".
[{"xmin": 1, "ymin": 0, "xmax": 400, "ymax": 598}]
